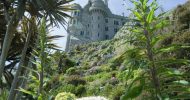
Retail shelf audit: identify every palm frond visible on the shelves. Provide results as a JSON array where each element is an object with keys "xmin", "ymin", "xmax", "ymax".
[{"xmin": 29, "ymin": 0, "xmax": 74, "ymax": 27}]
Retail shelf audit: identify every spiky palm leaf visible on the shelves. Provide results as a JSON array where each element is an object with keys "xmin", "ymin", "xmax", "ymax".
[
  {"xmin": 0, "ymin": 0, "xmax": 74, "ymax": 86},
  {"xmin": 25, "ymin": 0, "xmax": 74, "ymax": 27}
]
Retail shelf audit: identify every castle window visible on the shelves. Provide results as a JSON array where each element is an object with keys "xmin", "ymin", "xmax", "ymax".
[
  {"xmin": 98, "ymin": 24, "xmax": 100, "ymax": 28},
  {"xmin": 80, "ymin": 31, "xmax": 84, "ymax": 35},
  {"xmin": 73, "ymin": 20, "xmax": 76, "ymax": 24},
  {"xmin": 105, "ymin": 35, "xmax": 109, "ymax": 39},
  {"xmin": 98, "ymin": 16, "xmax": 100, "ymax": 20},
  {"xmin": 114, "ymin": 20, "xmax": 119, "ymax": 25},
  {"xmin": 98, "ymin": 33, "xmax": 100, "ymax": 37},
  {"xmin": 92, "ymin": 16, "xmax": 93, "ymax": 20},
  {"xmin": 88, "ymin": 24, "xmax": 90, "ymax": 27},
  {"xmin": 122, "ymin": 22, "xmax": 125, "ymax": 25},
  {"xmin": 87, "ymin": 31, "xmax": 89, "ymax": 35},
  {"xmin": 105, "ymin": 27, "xmax": 109, "ymax": 31},
  {"xmin": 105, "ymin": 19, "xmax": 108, "ymax": 23},
  {"xmin": 78, "ymin": 12, "xmax": 80, "ymax": 16},
  {"xmin": 74, "ymin": 11, "xmax": 77, "ymax": 15},
  {"xmin": 114, "ymin": 28, "xmax": 118, "ymax": 32}
]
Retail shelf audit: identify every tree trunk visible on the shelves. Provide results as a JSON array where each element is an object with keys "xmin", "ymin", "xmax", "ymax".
[
  {"xmin": 15, "ymin": 67, "xmax": 30, "ymax": 100},
  {"xmin": 8, "ymin": 26, "xmax": 32, "ymax": 100},
  {"xmin": 144, "ymin": 30, "xmax": 161, "ymax": 98},
  {"xmin": 15, "ymin": 55, "xmax": 32, "ymax": 100},
  {"xmin": 38, "ymin": 68, "xmax": 43, "ymax": 96},
  {"xmin": 38, "ymin": 55, "xmax": 45, "ymax": 96},
  {"xmin": 0, "ymin": 14, "xmax": 18, "ymax": 86}
]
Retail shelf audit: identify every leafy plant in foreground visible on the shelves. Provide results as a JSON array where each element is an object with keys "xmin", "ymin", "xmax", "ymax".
[
  {"xmin": 121, "ymin": 0, "xmax": 190, "ymax": 99},
  {"xmin": 18, "ymin": 18, "xmax": 63, "ymax": 99}
]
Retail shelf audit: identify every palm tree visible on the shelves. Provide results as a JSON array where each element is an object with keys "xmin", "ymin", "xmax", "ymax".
[
  {"xmin": 8, "ymin": 16, "xmax": 35, "ymax": 100},
  {"xmin": 0, "ymin": 0, "xmax": 73, "ymax": 86}
]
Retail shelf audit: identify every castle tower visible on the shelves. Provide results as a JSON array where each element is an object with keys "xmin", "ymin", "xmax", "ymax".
[
  {"xmin": 104, "ymin": 0, "xmax": 108, "ymax": 6},
  {"xmin": 65, "ymin": 0, "xmax": 128, "ymax": 52},
  {"xmin": 68, "ymin": 4, "xmax": 82, "ymax": 28},
  {"xmin": 66, "ymin": 4, "xmax": 82, "ymax": 52},
  {"xmin": 89, "ymin": 0, "xmax": 107, "ymax": 41}
]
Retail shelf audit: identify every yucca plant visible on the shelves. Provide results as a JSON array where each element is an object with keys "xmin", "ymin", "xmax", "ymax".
[
  {"xmin": 8, "ymin": 16, "xmax": 37, "ymax": 100},
  {"xmin": 121, "ymin": 0, "xmax": 190, "ymax": 99}
]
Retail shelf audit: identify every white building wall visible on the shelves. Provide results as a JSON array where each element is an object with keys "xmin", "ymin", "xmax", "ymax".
[{"xmin": 90, "ymin": 10, "xmax": 106, "ymax": 41}]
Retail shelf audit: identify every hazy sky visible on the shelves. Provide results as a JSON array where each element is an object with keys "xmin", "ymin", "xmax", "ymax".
[{"xmin": 51, "ymin": 0, "xmax": 188, "ymax": 51}]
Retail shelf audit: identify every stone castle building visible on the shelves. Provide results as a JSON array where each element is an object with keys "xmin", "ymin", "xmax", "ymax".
[{"xmin": 66, "ymin": 0, "xmax": 128, "ymax": 51}]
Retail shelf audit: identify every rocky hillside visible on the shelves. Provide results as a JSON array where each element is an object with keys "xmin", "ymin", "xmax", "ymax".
[
  {"xmin": 50, "ymin": 1, "xmax": 190, "ymax": 100},
  {"xmin": 48, "ymin": 22, "xmax": 133, "ymax": 100},
  {"xmin": 67, "ymin": 23, "xmax": 131, "ymax": 74}
]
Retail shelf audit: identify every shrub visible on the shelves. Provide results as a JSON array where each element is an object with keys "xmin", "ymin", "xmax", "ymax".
[
  {"xmin": 66, "ymin": 67, "xmax": 77, "ymax": 75},
  {"xmin": 81, "ymin": 61, "xmax": 90, "ymax": 70},
  {"xmin": 44, "ymin": 75, "xmax": 61, "ymax": 91},
  {"xmin": 55, "ymin": 92, "xmax": 76, "ymax": 100},
  {"xmin": 64, "ymin": 75, "xmax": 86, "ymax": 86},
  {"xmin": 110, "ymin": 85, "xmax": 125, "ymax": 100},
  {"xmin": 117, "ymin": 70, "xmax": 128, "ymax": 82},
  {"xmin": 75, "ymin": 85, "xmax": 86, "ymax": 97},
  {"xmin": 100, "ymin": 65, "xmax": 112, "ymax": 72},
  {"xmin": 108, "ymin": 78, "xmax": 119, "ymax": 85},
  {"xmin": 86, "ymin": 85, "xmax": 101, "ymax": 96},
  {"xmin": 86, "ymin": 66, "xmax": 103, "ymax": 75},
  {"xmin": 51, "ymin": 84, "xmax": 76, "ymax": 97}
]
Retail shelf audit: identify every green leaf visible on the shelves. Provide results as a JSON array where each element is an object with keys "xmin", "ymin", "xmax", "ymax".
[
  {"xmin": 146, "ymin": 8, "xmax": 155, "ymax": 23},
  {"xmin": 155, "ymin": 44, "xmax": 190, "ymax": 54},
  {"xmin": 38, "ymin": 94, "xmax": 43, "ymax": 100},
  {"xmin": 121, "ymin": 85, "xmax": 143, "ymax": 100},
  {"xmin": 121, "ymin": 77, "xmax": 145, "ymax": 100},
  {"xmin": 17, "ymin": 88, "xmax": 36, "ymax": 97},
  {"xmin": 143, "ymin": 0, "xmax": 149, "ymax": 10},
  {"xmin": 133, "ymin": 11, "xmax": 142, "ymax": 20},
  {"xmin": 130, "ymin": 0, "xmax": 140, "ymax": 7},
  {"xmin": 173, "ymin": 80, "xmax": 189, "ymax": 85},
  {"xmin": 171, "ymin": 93, "xmax": 190, "ymax": 99},
  {"xmin": 155, "ymin": 58, "xmax": 190, "ymax": 66},
  {"xmin": 155, "ymin": 20, "xmax": 169, "ymax": 29}
]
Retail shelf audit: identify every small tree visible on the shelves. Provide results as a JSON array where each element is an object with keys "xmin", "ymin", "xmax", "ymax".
[{"xmin": 121, "ymin": 0, "xmax": 190, "ymax": 99}]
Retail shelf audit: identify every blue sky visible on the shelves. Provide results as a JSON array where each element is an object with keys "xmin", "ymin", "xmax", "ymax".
[{"xmin": 51, "ymin": 0, "xmax": 188, "ymax": 51}]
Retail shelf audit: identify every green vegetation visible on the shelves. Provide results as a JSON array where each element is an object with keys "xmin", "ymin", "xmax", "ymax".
[
  {"xmin": 55, "ymin": 92, "xmax": 76, "ymax": 100},
  {"xmin": 0, "ymin": 0, "xmax": 190, "ymax": 100}
]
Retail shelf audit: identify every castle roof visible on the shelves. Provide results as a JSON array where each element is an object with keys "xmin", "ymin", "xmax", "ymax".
[{"xmin": 88, "ymin": 0, "xmax": 112, "ymax": 16}]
